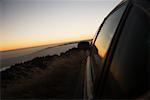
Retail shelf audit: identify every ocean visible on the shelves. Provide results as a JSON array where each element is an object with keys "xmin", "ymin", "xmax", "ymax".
[{"xmin": 0, "ymin": 42, "xmax": 78, "ymax": 71}]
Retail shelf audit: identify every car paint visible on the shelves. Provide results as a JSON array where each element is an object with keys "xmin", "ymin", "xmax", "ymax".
[{"xmin": 84, "ymin": 0, "xmax": 150, "ymax": 99}]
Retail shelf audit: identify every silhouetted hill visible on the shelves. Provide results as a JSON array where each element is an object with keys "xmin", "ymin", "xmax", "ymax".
[
  {"xmin": 1, "ymin": 39, "xmax": 92, "ymax": 70},
  {"xmin": 1, "ymin": 47, "xmax": 88, "ymax": 99}
]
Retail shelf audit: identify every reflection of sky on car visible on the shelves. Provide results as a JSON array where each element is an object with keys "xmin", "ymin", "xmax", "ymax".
[{"xmin": 94, "ymin": 5, "xmax": 126, "ymax": 58}]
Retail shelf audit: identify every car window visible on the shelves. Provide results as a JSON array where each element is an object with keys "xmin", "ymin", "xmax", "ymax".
[
  {"xmin": 102, "ymin": 5, "xmax": 150, "ymax": 98},
  {"xmin": 94, "ymin": 5, "xmax": 126, "ymax": 58},
  {"xmin": 91, "ymin": 4, "xmax": 127, "ymax": 82}
]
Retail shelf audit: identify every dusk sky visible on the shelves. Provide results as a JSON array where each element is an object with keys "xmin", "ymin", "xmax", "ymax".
[{"xmin": 0, "ymin": 0, "xmax": 121, "ymax": 51}]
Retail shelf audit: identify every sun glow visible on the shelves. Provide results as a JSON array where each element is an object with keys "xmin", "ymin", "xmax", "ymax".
[
  {"xmin": 0, "ymin": 0, "xmax": 121, "ymax": 51},
  {"xmin": 1, "ymin": 33, "xmax": 93, "ymax": 51}
]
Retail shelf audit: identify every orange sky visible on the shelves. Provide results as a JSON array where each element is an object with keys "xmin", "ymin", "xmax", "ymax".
[
  {"xmin": 1, "ymin": 33, "xmax": 93, "ymax": 51},
  {"xmin": 0, "ymin": 0, "xmax": 121, "ymax": 51}
]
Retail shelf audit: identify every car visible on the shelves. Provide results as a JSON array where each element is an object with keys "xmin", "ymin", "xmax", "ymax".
[{"xmin": 83, "ymin": 0, "xmax": 150, "ymax": 99}]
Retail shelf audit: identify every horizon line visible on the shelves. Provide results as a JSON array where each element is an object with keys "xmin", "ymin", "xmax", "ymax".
[{"xmin": 0, "ymin": 38, "xmax": 92, "ymax": 52}]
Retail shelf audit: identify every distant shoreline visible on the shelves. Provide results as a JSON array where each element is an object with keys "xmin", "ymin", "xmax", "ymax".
[
  {"xmin": 0, "ymin": 39, "xmax": 92, "ymax": 52},
  {"xmin": 1, "ymin": 46, "xmax": 87, "ymax": 99},
  {"xmin": 0, "ymin": 66, "xmax": 10, "ymax": 72},
  {"xmin": 0, "ymin": 43, "xmax": 76, "ymax": 71},
  {"xmin": 0, "ymin": 39, "xmax": 92, "ymax": 71},
  {"xmin": 0, "ymin": 43, "xmax": 61, "ymax": 52}
]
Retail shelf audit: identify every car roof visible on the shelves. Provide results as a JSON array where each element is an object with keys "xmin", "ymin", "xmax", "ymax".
[
  {"xmin": 105, "ymin": 0, "xmax": 149, "ymax": 20},
  {"xmin": 133, "ymin": 0, "xmax": 150, "ymax": 18},
  {"xmin": 93, "ymin": 0, "xmax": 149, "ymax": 44},
  {"xmin": 121, "ymin": 0, "xmax": 149, "ymax": 2}
]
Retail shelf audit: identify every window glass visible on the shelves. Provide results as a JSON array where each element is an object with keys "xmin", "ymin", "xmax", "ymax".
[
  {"xmin": 94, "ymin": 5, "xmax": 126, "ymax": 58},
  {"xmin": 102, "ymin": 5, "xmax": 150, "ymax": 98},
  {"xmin": 91, "ymin": 4, "xmax": 127, "ymax": 81}
]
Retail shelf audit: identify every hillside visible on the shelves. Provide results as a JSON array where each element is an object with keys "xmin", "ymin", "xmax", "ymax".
[{"xmin": 1, "ymin": 47, "xmax": 87, "ymax": 99}]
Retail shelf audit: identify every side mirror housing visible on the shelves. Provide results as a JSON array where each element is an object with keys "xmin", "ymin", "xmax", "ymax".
[{"xmin": 78, "ymin": 41, "xmax": 91, "ymax": 50}]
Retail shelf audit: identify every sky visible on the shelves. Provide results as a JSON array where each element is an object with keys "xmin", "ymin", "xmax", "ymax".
[{"xmin": 0, "ymin": 0, "xmax": 122, "ymax": 51}]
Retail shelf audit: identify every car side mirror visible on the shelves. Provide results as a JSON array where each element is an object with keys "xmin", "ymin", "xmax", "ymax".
[{"xmin": 78, "ymin": 41, "xmax": 91, "ymax": 50}]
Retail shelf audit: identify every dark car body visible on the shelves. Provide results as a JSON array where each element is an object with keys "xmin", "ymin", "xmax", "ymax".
[{"xmin": 84, "ymin": 0, "xmax": 150, "ymax": 99}]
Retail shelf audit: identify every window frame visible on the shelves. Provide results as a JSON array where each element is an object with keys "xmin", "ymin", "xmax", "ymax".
[
  {"xmin": 103, "ymin": 4, "xmax": 150, "ymax": 98},
  {"xmin": 92, "ymin": 0, "xmax": 133, "ymax": 98},
  {"xmin": 91, "ymin": 1, "xmax": 128, "ymax": 79},
  {"xmin": 91, "ymin": 0, "xmax": 129, "ymax": 63}
]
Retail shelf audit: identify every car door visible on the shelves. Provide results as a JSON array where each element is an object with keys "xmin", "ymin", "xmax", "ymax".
[
  {"xmin": 99, "ymin": 1, "xmax": 150, "ymax": 98},
  {"xmin": 84, "ymin": 2, "xmax": 128, "ymax": 99}
]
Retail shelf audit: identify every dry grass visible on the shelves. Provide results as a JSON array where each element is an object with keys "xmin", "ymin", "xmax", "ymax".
[{"xmin": 1, "ymin": 48, "xmax": 87, "ymax": 99}]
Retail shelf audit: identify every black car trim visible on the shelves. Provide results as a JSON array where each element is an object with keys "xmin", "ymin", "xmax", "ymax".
[
  {"xmin": 91, "ymin": 18, "xmax": 106, "ymax": 47},
  {"xmin": 92, "ymin": 2, "xmax": 129, "ymax": 96},
  {"xmin": 94, "ymin": 0, "xmax": 133, "ymax": 98}
]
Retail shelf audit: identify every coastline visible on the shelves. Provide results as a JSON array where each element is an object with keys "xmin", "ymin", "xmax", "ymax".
[
  {"xmin": 1, "ymin": 47, "xmax": 87, "ymax": 99},
  {"xmin": 0, "ymin": 66, "xmax": 11, "ymax": 72}
]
